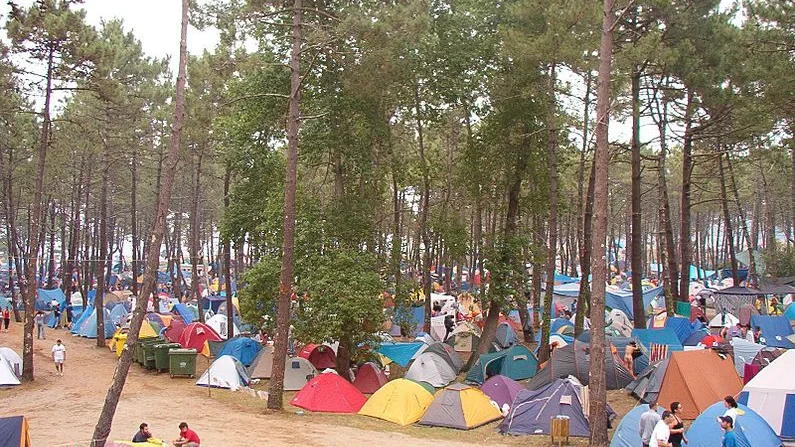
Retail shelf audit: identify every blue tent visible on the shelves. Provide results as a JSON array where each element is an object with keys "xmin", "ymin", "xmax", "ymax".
[
  {"xmin": 0, "ymin": 296, "xmax": 11, "ymax": 310},
  {"xmin": 664, "ymin": 316, "xmax": 697, "ymax": 344},
  {"xmin": 689, "ymin": 264, "xmax": 717, "ymax": 279},
  {"xmin": 76, "ymin": 307, "xmax": 116, "ymax": 339},
  {"xmin": 108, "ymin": 303, "xmax": 129, "ymax": 326},
  {"xmin": 631, "ymin": 328, "xmax": 684, "ymax": 352},
  {"xmin": 494, "ymin": 322, "xmax": 519, "ymax": 349},
  {"xmin": 610, "ymin": 404, "xmax": 663, "ymax": 447},
  {"xmin": 0, "ymin": 416, "xmax": 30, "ymax": 447},
  {"xmin": 172, "ymin": 303, "xmax": 197, "ymax": 324},
  {"xmin": 751, "ymin": 315, "xmax": 795, "ymax": 349},
  {"xmin": 377, "ymin": 342, "xmax": 424, "ymax": 367},
  {"xmin": 35, "ymin": 288, "xmax": 66, "ymax": 311},
  {"xmin": 216, "ymin": 337, "xmax": 262, "ymax": 367},
  {"xmin": 86, "ymin": 289, "xmax": 96, "ymax": 306},
  {"xmin": 686, "ymin": 402, "xmax": 781, "ymax": 447},
  {"xmin": 606, "ymin": 287, "xmax": 664, "ymax": 320},
  {"xmin": 70, "ymin": 305, "xmax": 94, "ymax": 335},
  {"xmin": 466, "ymin": 344, "xmax": 538, "ymax": 384},
  {"xmin": 784, "ymin": 303, "xmax": 795, "ymax": 322},
  {"xmin": 553, "ymin": 273, "xmax": 578, "ymax": 284},
  {"xmin": 683, "ymin": 328, "xmax": 710, "ymax": 346}
]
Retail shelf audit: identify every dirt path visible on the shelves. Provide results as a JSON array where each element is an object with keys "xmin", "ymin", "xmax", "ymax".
[{"xmin": 0, "ymin": 321, "xmax": 515, "ymax": 447}]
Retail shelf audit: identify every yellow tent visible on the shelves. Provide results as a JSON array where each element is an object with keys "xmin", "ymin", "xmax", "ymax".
[
  {"xmin": 358, "ymin": 378, "xmax": 434, "ymax": 426},
  {"xmin": 109, "ymin": 439, "xmax": 167, "ymax": 447},
  {"xmin": 419, "ymin": 383, "xmax": 502, "ymax": 429}
]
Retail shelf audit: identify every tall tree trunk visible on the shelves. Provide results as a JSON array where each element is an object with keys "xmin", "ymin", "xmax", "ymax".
[
  {"xmin": 677, "ymin": 90, "xmax": 695, "ymax": 303},
  {"xmin": 267, "ymin": 0, "xmax": 301, "ymax": 410},
  {"xmin": 414, "ymin": 81, "xmax": 433, "ymax": 333},
  {"xmin": 576, "ymin": 158, "xmax": 596, "ymax": 334},
  {"xmin": 131, "ymin": 143, "xmax": 139, "ymax": 297},
  {"xmin": 540, "ymin": 63, "xmax": 560, "ymax": 362},
  {"xmin": 589, "ymin": 0, "xmax": 614, "ymax": 443},
  {"xmin": 629, "ymin": 69, "xmax": 644, "ymax": 327},
  {"xmin": 46, "ymin": 200, "xmax": 56, "ymax": 289},
  {"xmin": 718, "ymin": 153, "xmax": 741, "ymax": 286},
  {"xmin": 191, "ymin": 153, "xmax": 203, "ymax": 303},
  {"xmin": 224, "ymin": 166, "xmax": 234, "ymax": 334},
  {"xmin": 725, "ymin": 151, "xmax": 757, "ymax": 286},
  {"xmin": 4, "ymin": 142, "xmax": 22, "ymax": 322},
  {"xmin": 91, "ymin": 1, "xmax": 189, "ymax": 441},
  {"xmin": 21, "ymin": 46, "xmax": 55, "ymax": 382},
  {"xmin": 96, "ymin": 137, "xmax": 111, "ymax": 348}
]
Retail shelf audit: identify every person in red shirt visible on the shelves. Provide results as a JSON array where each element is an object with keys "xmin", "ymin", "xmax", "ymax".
[{"xmin": 173, "ymin": 422, "xmax": 200, "ymax": 447}]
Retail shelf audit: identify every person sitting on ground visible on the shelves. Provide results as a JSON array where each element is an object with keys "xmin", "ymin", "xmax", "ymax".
[
  {"xmin": 132, "ymin": 422, "xmax": 153, "ymax": 443},
  {"xmin": 173, "ymin": 422, "xmax": 200, "ymax": 447},
  {"xmin": 624, "ymin": 341, "xmax": 640, "ymax": 375}
]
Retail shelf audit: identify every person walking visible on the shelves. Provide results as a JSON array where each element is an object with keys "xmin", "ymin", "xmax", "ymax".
[
  {"xmin": 639, "ymin": 401, "xmax": 662, "ymax": 447},
  {"xmin": 668, "ymin": 402, "xmax": 688, "ymax": 447},
  {"xmin": 173, "ymin": 422, "xmax": 200, "ymax": 447},
  {"xmin": 35, "ymin": 311, "xmax": 46, "ymax": 339},
  {"xmin": 51, "ymin": 339, "xmax": 66, "ymax": 376},
  {"xmin": 649, "ymin": 411, "xmax": 675, "ymax": 447},
  {"xmin": 2, "ymin": 307, "xmax": 10, "ymax": 332}
]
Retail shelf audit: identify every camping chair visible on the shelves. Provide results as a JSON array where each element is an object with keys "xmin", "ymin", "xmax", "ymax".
[{"xmin": 649, "ymin": 343, "xmax": 669, "ymax": 364}]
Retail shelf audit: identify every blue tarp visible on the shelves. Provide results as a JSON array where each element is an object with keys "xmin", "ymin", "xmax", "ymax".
[
  {"xmin": 393, "ymin": 306, "xmax": 425, "ymax": 337},
  {"xmin": 682, "ymin": 328, "xmax": 710, "ymax": 346},
  {"xmin": 664, "ymin": 317, "xmax": 697, "ymax": 344},
  {"xmin": 686, "ymin": 402, "xmax": 781, "ymax": 447},
  {"xmin": 553, "ymin": 273, "xmax": 578, "ymax": 284},
  {"xmin": 172, "ymin": 303, "xmax": 196, "ymax": 324},
  {"xmin": 216, "ymin": 337, "xmax": 262, "ymax": 367},
  {"xmin": 0, "ymin": 296, "xmax": 11, "ymax": 310},
  {"xmin": 377, "ymin": 342, "xmax": 424, "ymax": 367},
  {"xmin": 71, "ymin": 305, "xmax": 94, "ymax": 335},
  {"xmin": 35, "ymin": 288, "xmax": 66, "ymax": 311},
  {"xmin": 610, "ymin": 404, "xmax": 663, "ymax": 447},
  {"xmin": 606, "ymin": 286, "xmax": 664, "ymax": 320},
  {"xmin": 751, "ymin": 315, "xmax": 795, "ymax": 349},
  {"xmin": 631, "ymin": 328, "xmax": 684, "ymax": 352}
]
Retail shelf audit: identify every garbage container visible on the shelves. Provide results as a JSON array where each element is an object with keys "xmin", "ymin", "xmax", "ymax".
[
  {"xmin": 114, "ymin": 333, "xmax": 128, "ymax": 358},
  {"xmin": 142, "ymin": 340, "xmax": 163, "ymax": 369},
  {"xmin": 550, "ymin": 415, "xmax": 570, "ymax": 446},
  {"xmin": 135, "ymin": 337, "xmax": 160, "ymax": 364},
  {"xmin": 153, "ymin": 343, "xmax": 182, "ymax": 372},
  {"xmin": 169, "ymin": 349, "xmax": 198, "ymax": 378}
]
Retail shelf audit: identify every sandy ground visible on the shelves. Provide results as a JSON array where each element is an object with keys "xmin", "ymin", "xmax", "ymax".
[{"xmin": 0, "ymin": 319, "xmax": 628, "ymax": 447}]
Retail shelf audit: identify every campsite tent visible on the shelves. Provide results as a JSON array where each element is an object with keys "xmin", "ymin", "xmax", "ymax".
[
  {"xmin": 76, "ymin": 307, "xmax": 116, "ymax": 339},
  {"xmin": 730, "ymin": 338, "xmax": 766, "ymax": 377},
  {"xmin": 405, "ymin": 351, "xmax": 457, "ymax": 387},
  {"xmin": 353, "ymin": 362, "xmax": 388, "ymax": 394},
  {"xmin": 606, "ymin": 309, "xmax": 633, "ymax": 337},
  {"xmin": 664, "ymin": 316, "xmax": 699, "ymax": 344},
  {"xmin": 686, "ymin": 401, "xmax": 781, "ymax": 447},
  {"xmin": 466, "ymin": 344, "xmax": 538, "ymax": 384},
  {"xmin": 0, "ymin": 347, "xmax": 22, "ymax": 378},
  {"xmin": 751, "ymin": 315, "xmax": 795, "ymax": 349},
  {"xmin": 108, "ymin": 303, "xmax": 128, "ymax": 326},
  {"xmin": 0, "ymin": 416, "xmax": 31, "ymax": 447},
  {"xmin": 419, "ymin": 383, "xmax": 502, "ymax": 430},
  {"xmin": 446, "ymin": 321, "xmax": 481, "ymax": 352},
  {"xmin": 216, "ymin": 337, "xmax": 261, "ymax": 367},
  {"xmin": 284, "ymin": 357, "xmax": 317, "ymax": 391},
  {"xmin": 195, "ymin": 355, "xmax": 249, "ymax": 390},
  {"xmin": 606, "ymin": 286, "xmax": 664, "ymax": 320},
  {"xmin": 418, "ymin": 342, "xmax": 464, "ymax": 373},
  {"xmin": 204, "ymin": 313, "xmax": 239, "ymax": 340},
  {"xmin": 291, "ymin": 373, "xmax": 367, "ymax": 413},
  {"xmin": 299, "ymin": 344, "xmax": 337, "ymax": 370},
  {"xmin": 494, "ymin": 322, "xmax": 519, "ymax": 349},
  {"xmin": 164, "ymin": 318, "xmax": 186, "ymax": 343},
  {"xmin": 359, "ymin": 378, "xmax": 434, "ymax": 426},
  {"xmin": 35, "ymin": 288, "xmax": 66, "ymax": 311},
  {"xmin": 247, "ymin": 346, "xmax": 274, "ymax": 379},
  {"xmin": 377, "ymin": 342, "xmax": 424, "ymax": 367},
  {"xmin": 631, "ymin": 328, "xmax": 684, "ymax": 353},
  {"xmin": 610, "ymin": 404, "xmax": 663, "ymax": 447},
  {"xmin": 657, "ymin": 350, "xmax": 743, "ymax": 419},
  {"xmin": 499, "ymin": 378, "xmax": 590, "ymax": 436},
  {"xmin": 178, "ymin": 322, "xmax": 223, "ymax": 357},
  {"xmin": 625, "ymin": 358, "xmax": 669, "ymax": 404},
  {"xmin": 171, "ymin": 303, "xmax": 196, "ymax": 324},
  {"xmin": 480, "ymin": 374, "xmax": 524, "ymax": 410},
  {"xmin": 0, "ymin": 349, "xmax": 20, "ymax": 386},
  {"xmin": 738, "ymin": 349, "xmax": 795, "ymax": 438},
  {"xmin": 710, "ymin": 311, "xmax": 740, "ymax": 328},
  {"xmin": 527, "ymin": 341, "xmax": 632, "ymax": 391}
]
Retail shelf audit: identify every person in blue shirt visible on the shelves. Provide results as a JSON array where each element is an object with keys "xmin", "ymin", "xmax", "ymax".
[{"xmin": 719, "ymin": 416, "xmax": 737, "ymax": 447}]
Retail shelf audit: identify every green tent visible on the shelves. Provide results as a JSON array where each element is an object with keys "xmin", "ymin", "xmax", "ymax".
[{"xmin": 466, "ymin": 344, "xmax": 538, "ymax": 384}]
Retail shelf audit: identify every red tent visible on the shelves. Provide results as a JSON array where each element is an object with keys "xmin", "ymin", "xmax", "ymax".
[
  {"xmin": 299, "ymin": 344, "xmax": 337, "ymax": 370},
  {"xmin": 178, "ymin": 322, "xmax": 222, "ymax": 355},
  {"xmin": 290, "ymin": 373, "xmax": 367, "ymax": 413},
  {"xmin": 353, "ymin": 362, "xmax": 388, "ymax": 394},
  {"xmin": 165, "ymin": 318, "xmax": 186, "ymax": 343},
  {"xmin": 701, "ymin": 334, "xmax": 725, "ymax": 347}
]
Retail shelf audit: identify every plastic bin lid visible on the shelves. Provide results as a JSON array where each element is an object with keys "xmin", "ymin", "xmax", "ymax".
[{"xmin": 169, "ymin": 348, "xmax": 198, "ymax": 354}]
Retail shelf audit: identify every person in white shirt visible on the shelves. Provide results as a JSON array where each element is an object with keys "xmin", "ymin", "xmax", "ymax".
[
  {"xmin": 721, "ymin": 395, "xmax": 739, "ymax": 424},
  {"xmin": 649, "ymin": 411, "xmax": 675, "ymax": 447},
  {"xmin": 51, "ymin": 339, "xmax": 66, "ymax": 376}
]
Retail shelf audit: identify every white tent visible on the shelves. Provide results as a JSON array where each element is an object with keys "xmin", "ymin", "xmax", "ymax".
[
  {"xmin": 0, "ymin": 347, "xmax": 22, "ymax": 378},
  {"xmin": 404, "ymin": 352, "xmax": 456, "ymax": 387},
  {"xmin": 709, "ymin": 311, "xmax": 739, "ymax": 328},
  {"xmin": 607, "ymin": 309, "xmax": 632, "ymax": 337},
  {"xmin": 739, "ymin": 349, "xmax": 795, "ymax": 438},
  {"xmin": 196, "ymin": 355, "xmax": 249, "ymax": 390},
  {"xmin": 0, "ymin": 351, "xmax": 21, "ymax": 386},
  {"xmin": 284, "ymin": 356, "xmax": 317, "ymax": 391},
  {"xmin": 205, "ymin": 314, "xmax": 240, "ymax": 340}
]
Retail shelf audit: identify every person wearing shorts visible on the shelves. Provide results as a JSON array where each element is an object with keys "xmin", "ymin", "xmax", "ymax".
[{"xmin": 52, "ymin": 339, "xmax": 66, "ymax": 376}]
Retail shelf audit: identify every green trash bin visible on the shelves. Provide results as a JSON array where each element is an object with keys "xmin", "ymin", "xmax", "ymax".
[
  {"xmin": 153, "ymin": 343, "xmax": 182, "ymax": 372},
  {"xmin": 141, "ymin": 338, "xmax": 163, "ymax": 369},
  {"xmin": 135, "ymin": 337, "xmax": 160, "ymax": 364},
  {"xmin": 169, "ymin": 349, "xmax": 198, "ymax": 378}
]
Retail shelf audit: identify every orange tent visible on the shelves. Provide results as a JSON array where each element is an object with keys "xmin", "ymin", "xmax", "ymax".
[{"xmin": 657, "ymin": 350, "xmax": 742, "ymax": 419}]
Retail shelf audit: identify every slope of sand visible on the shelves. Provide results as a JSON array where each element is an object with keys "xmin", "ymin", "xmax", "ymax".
[{"xmin": 1, "ymin": 320, "xmax": 514, "ymax": 447}]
